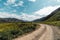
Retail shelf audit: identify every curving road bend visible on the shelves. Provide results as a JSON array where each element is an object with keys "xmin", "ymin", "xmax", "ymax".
[
  {"xmin": 39, "ymin": 25, "xmax": 54, "ymax": 40},
  {"xmin": 14, "ymin": 24, "xmax": 60, "ymax": 40}
]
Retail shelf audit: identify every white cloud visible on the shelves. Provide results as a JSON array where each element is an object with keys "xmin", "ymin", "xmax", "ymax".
[
  {"xmin": 56, "ymin": 0, "xmax": 60, "ymax": 2},
  {"xmin": 18, "ymin": 1, "xmax": 24, "ymax": 6},
  {"xmin": 0, "ymin": 6, "xmax": 60, "ymax": 21},
  {"xmin": 14, "ymin": 1, "xmax": 24, "ymax": 6},
  {"xmin": 29, "ymin": 0, "xmax": 36, "ymax": 2},
  {"xmin": 0, "ymin": 12, "xmax": 42, "ymax": 21},
  {"xmin": 0, "ymin": 12, "xmax": 18, "ymax": 18},
  {"xmin": 7, "ymin": 0, "xmax": 16, "ymax": 4},
  {"xmin": 34, "ymin": 6, "xmax": 60, "ymax": 16},
  {"xmin": 5, "ymin": 0, "xmax": 24, "ymax": 6},
  {"xmin": 4, "ymin": 0, "xmax": 16, "ymax": 5},
  {"xmin": 20, "ymin": 13, "xmax": 41, "ymax": 21},
  {"xmin": 22, "ymin": 6, "xmax": 60, "ymax": 21}
]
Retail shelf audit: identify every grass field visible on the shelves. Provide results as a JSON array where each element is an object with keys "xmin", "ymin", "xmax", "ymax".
[
  {"xmin": 43, "ymin": 21, "xmax": 60, "ymax": 27},
  {"xmin": 0, "ymin": 22, "xmax": 37, "ymax": 40}
]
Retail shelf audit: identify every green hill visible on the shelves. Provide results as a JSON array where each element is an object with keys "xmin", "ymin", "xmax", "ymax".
[
  {"xmin": 43, "ymin": 7, "xmax": 60, "ymax": 26},
  {"xmin": 33, "ymin": 7, "xmax": 60, "ymax": 23},
  {"xmin": 46, "ymin": 8, "xmax": 60, "ymax": 22},
  {"xmin": 33, "ymin": 7, "xmax": 60, "ymax": 26}
]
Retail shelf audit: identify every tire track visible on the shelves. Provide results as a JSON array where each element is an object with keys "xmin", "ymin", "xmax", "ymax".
[
  {"xmin": 14, "ymin": 24, "xmax": 54, "ymax": 40},
  {"xmin": 14, "ymin": 24, "xmax": 46, "ymax": 40},
  {"xmin": 32, "ymin": 25, "xmax": 46, "ymax": 40},
  {"xmin": 51, "ymin": 26, "xmax": 60, "ymax": 40},
  {"xmin": 38, "ymin": 25, "xmax": 54, "ymax": 40}
]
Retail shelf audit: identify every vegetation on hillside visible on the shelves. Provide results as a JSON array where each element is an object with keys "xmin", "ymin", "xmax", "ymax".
[
  {"xmin": 0, "ymin": 22, "xmax": 37, "ymax": 40},
  {"xmin": 33, "ymin": 8, "xmax": 60, "ymax": 22},
  {"xmin": 43, "ymin": 21, "xmax": 60, "ymax": 26},
  {"xmin": 43, "ymin": 8, "xmax": 60, "ymax": 26},
  {"xmin": 46, "ymin": 11, "xmax": 60, "ymax": 22}
]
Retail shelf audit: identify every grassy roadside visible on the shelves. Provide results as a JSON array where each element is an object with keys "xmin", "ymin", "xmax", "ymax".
[
  {"xmin": 42, "ymin": 21, "xmax": 60, "ymax": 27},
  {"xmin": 0, "ymin": 22, "xmax": 38, "ymax": 40}
]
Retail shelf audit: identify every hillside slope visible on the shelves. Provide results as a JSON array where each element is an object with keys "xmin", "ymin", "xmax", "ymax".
[
  {"xmin": 0, "ymin": 18, "xmax": 24, "ymax": 22},
  {"xmin": 43, "ymin": 7, "xmax": 60, "ymax": 26},
  {"xmin": 33, "ymin": 7, "xmax": 60, "ymax": 22},
  {"xmin": 46, "ymin": 7, "xmax": 60, "ymax": 22}
]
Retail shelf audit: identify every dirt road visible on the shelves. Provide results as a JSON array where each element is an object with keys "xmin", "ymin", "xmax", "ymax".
[{"xmin": 14, "ymin": 24, "xmax": 60, "ymax": 40}]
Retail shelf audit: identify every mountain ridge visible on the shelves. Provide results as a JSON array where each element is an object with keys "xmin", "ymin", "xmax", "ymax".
[
  {"xmin": 0, "ymin": 18, "xmax": 24, "ymax": 22},
  {"xmin": 33, "ymin": 7, "xmax": 60, "ymax": 22}
]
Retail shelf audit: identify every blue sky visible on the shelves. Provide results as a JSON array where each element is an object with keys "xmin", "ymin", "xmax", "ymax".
[{"xmin": 0, "ymin": 0, "xmax": 60, "ymax": 21}]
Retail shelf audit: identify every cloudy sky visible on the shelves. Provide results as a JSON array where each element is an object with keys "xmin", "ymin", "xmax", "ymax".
[{"xmin": 0, "ymin": 0, "xmax": 60, "ymax": 21}]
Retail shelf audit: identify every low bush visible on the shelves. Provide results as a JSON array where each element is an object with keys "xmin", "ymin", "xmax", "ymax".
[{"xmin": 0, "ymin": 22, "xmax": 37, "ymax": 40}]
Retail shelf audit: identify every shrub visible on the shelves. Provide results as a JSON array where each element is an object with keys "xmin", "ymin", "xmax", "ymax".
[{"xmin": 0, "ymin": 22, "xmax": 37, "ymax": 40}]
